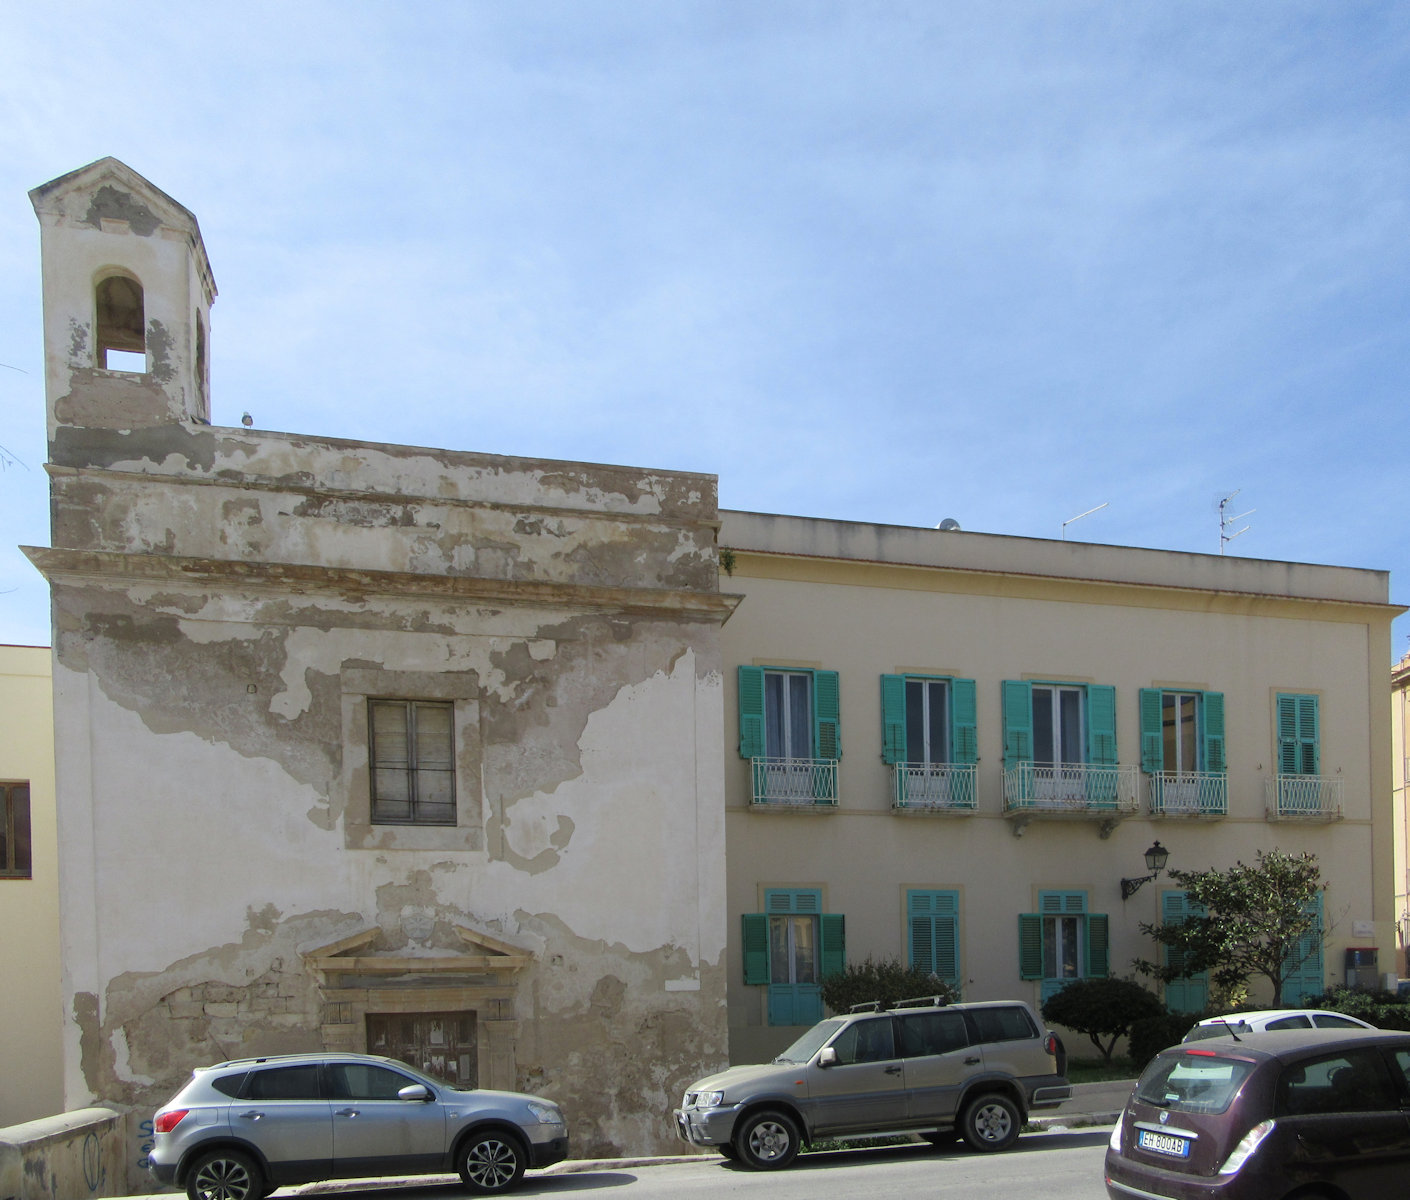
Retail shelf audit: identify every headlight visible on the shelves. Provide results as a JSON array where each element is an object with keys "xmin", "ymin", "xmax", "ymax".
[
  {"xmin": 697, "ymin": 1090, "xmax": 725, "ymax": 1108},
  {"xmin": 526, "ymin": 1101, "xmax": 564, "ymax": 1125}
]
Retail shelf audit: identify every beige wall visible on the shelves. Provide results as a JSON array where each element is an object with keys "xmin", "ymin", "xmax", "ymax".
[
  {"xmin": 0, "ymin": 645, "xmax": 62, "ymax": 1126},
  {"xmin": 719, "ymin": 512, "xmax": 1399, "ymax": 1061},
  {"xmin": 1393, "ymin": 654, "xmax": 1410, "ymax": 977}
]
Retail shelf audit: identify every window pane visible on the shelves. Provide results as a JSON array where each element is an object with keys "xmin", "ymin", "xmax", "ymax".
[
  {"xmin": 787, "ymin": 674, "xmax": 811, "ymax": 759},
  {"xmin": 1032, "ymin": 687, "xmax": 1054, "ymax": 763},
  {"xmin": 927, "ymin": 682, "xmax": 947, "ymax": 763},
  {"xmin": 1058, "ymin": 689, "xmax": 1083, "ymax": 764},
  {"xmin": 13, "ymin": 790, "xmax": 28, "ymax": 874},
  {"xmin": 765, "ymin": 673, "xmax": 784, "ymax": 756},
  {"xmin": 415, "ymin": 705, "xmax": 454, "ymax": 769},
  {"xmin": 791, "ymin": 915, "xmax": 817, "ymax": 983},
  {"xmin": 905, "ymin": 680, "xmax": 925, "ymax": 762},
  {"xmin": 246, "ymin": 1065, "xmax": 322, "ymax": 1100},
  {"xmin": 769, "ymin": 915, "xmax": 790, "ymax": 983}
]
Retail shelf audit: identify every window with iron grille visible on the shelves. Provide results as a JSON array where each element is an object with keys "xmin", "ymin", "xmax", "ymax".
[
  {"xmin": 1, "ymin": 783, "xmax": 33, "ymax": 878},
  {"xmin": 368, "ymin": 701, "xmax": 456, "ymax": 825}
]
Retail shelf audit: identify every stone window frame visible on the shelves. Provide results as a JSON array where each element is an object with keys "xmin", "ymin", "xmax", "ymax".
[{"xmin": 340, "ymin": 668, "xmax": 483, "ymax": 851}]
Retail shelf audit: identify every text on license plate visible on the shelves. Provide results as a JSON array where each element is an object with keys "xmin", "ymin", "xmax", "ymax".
[{"xmin": 1137, "ymin": 1129, "xmax": 1191, "ymax": 1158}]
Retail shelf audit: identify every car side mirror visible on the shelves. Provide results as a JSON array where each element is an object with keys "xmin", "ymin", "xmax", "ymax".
[
  {"xmin": 398, "ymin": 1084, "xmax": 432, "ymax": 1101},
  {"xmin": 817, "ymin": 1047, "xmax": 838, "ymax": 1068}
]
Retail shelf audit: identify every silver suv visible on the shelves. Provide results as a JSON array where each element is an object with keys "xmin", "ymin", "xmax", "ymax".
[
  {"xmin": 674, "ymin": 997, "xmax": 1070, "ymax": 1168},
  {"xmin": 148, "ymin": 1052, "xmax": 568, "ymax": 1199}
]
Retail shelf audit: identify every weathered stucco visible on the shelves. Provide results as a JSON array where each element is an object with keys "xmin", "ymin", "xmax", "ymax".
[{"xmin": 29, "ymin": 159, "xmax": 736, "ymax": 1187}]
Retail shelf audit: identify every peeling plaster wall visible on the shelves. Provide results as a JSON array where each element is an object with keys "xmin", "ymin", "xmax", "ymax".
[
  {"xmin": 39, "ymin": 435, "xmax": 734, "ymax": 1173},
  {"xmin": 31, "ymin": 160, "xmax": 735, "ymax": 1181}
]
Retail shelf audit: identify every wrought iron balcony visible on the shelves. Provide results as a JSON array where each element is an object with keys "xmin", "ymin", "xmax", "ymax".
[
  {"xmin": 891, "ymin": 763, "xmax": 978, "ymax": 813},
  {"xmin": 749, "ymin": 757, "xmax": 839, "ymax": 808},
  {"xmin": 1265, "ymin": 774, "xmax": 1344, "ymax": 822},
  {"xmin": 1147, "ymin": 771, "xmax": 1228, "ymax": 818},
  {"xmin": 1002, "ymin": 762, "xmax": 1139, "ymax": 819}
]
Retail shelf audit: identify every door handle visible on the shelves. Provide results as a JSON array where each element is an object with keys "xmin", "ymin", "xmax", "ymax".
[
  {"xmin": 885, "ymin": 1065, "xmax": 903, "ymax": 1076},
  {"xmin": 964, "ymin": 1057, "xmax": 981, "ymax": 1065},
  {"xmin": 336, "ymin": 1108, "xmax": 360, "ymax": 1118},
  {"xmin": 239, "ymin": 1111, "xmax": 263, "ymax": 1121}
]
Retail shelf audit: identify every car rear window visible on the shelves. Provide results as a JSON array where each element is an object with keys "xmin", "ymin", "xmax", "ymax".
[
  {"xmin": 211, "ymin": 1072, "xmax": 248, "ymax": 1097},
  {"xmin": 244, "ymin": 1064, "xmax": 323, "ymax": 1100},
  {"xmin": 1136, "ymin": 1052, "xmax": 1255, "ymax": 1114},
  {"xmin": 965, "ymin": 1006, "xmax": 1038, "ymax": 1045}
]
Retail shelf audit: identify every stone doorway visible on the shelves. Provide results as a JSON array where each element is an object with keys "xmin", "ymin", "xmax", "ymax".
[{"xmin": 367, "ymin": 1011, "xmax": 478, "ymax": 1087}]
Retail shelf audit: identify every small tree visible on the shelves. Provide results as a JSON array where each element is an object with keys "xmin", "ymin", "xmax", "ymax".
[
  {"xmin": 820, "ymin": 956, "xmax": 960, "ymax": 1014},
  {"xmin": 1135, "ymin": 849, "xmax": 1324, "ymax": 1005},
  {"xmin": 1041, "ymin": 978, "xmax": 1165, "ymax": 1062}
]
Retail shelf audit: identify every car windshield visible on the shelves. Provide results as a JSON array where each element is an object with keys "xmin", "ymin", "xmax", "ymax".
[
  {"xmin": 1136, "ymin": 1051, "xmax": 1256, "ymax": 1114},
  {"xmin": 774, "ymin": 1019, "xmax": 847, "ymax": 1063}
]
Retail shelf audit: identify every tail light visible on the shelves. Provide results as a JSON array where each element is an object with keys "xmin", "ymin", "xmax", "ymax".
[
  {"xmin": 154, "ymin": 1109, "xmax": 189, "ymax": 1134},
  {"xmin": 1045, "ymin": 1033, "xmax": 1059, "ymax": 1056}
]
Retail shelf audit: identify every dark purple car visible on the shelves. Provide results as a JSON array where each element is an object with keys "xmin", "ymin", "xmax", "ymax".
[{"xmin": 1105, "ymin": 1028, "xmax": 1410, "ymax": 1200}]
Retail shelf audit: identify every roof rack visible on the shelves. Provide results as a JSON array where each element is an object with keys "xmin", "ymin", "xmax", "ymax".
[{"xmin": 847, "ymin": 994, "xmax": 951, "ymax": 1014}]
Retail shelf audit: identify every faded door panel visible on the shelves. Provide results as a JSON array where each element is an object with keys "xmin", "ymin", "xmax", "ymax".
[
  {"xmin": 367, "ymin": 1012, "xmax": 477, "ymax": 1087},
  {"xmin": 896, "ymin": 1011, "xmax": 983, "ymax": 1123}
]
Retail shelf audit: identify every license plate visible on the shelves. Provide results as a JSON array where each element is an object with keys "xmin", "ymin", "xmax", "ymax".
[{"xmin": 1137, "ymin": 1129, "xmax": 1191, "ymax": 1158}]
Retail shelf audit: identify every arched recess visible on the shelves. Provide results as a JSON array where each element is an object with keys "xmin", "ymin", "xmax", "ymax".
[{"xmin": 94, "ymin": 270, "xmax": 145, "ymax": 370}]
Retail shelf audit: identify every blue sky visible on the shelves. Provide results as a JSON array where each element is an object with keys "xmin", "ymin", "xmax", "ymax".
[{"xmin": 2, "ymin": 2, "xmax": 1406, "ymax": 654}]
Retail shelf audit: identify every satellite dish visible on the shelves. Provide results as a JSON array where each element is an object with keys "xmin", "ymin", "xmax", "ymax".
[{"xmin": 936, "ymin": 518, "xmax": 962, "ymax": 531}]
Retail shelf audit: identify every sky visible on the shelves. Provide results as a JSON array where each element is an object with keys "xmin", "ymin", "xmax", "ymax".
[{"xmin": 1, "ymin": 2, "xmax": 1407, "ymax": 655}]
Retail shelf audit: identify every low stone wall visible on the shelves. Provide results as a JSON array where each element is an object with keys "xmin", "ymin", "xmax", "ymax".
[{"xmin": 0, "ymin": 1109, "xmax": 126, "ymax": 1200}]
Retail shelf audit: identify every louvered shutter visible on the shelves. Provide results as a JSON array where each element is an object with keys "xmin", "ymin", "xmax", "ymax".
[
  {"xmin": 1086, "ymin": 914, "xmax": 1110, "ymax": 978},
  {"xmin": 950, "ymin": 678, "xmax": 978, "ymax": 765},
  {"xmin": 1002, "ymin": 680, "xmax": 1032, "ymax": 766},
  {"xmin": 814, "ymin": 670, "xmax": 841, "ymax": 760},
  {"xmin": 880, "ymin": 675, "xmax": 907, "ymax": 765},
  {"xmin": 1139, "ymin": 689, "xmax": 1164, "ymax": 774},
  {"xmin": 1087, "ymin": 685, "xmax": 1118, "ymax": 766},
  {"xmin": 742, "ymin": 913, "xmax": 769, "ymax": 985},
  {"xmin": 820, "ymin": 914, "xmax": 846, "ymax": 978},
  {"xmin": 738, "ymin": 666, "xmax": 766, "ymax": 759},
  {"xmin": 1202, "ymin": 692, "xmax": 1226, "ymax": 773},
  {"xmin": 1018, "ymin": 913, "xmax": 1043, "ymax": 979}
]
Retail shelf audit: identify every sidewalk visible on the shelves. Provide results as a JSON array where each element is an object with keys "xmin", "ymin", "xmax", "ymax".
[{"xmin": 1029, "ymin": 1077, "xmax": 1135, "ymax": 1129}]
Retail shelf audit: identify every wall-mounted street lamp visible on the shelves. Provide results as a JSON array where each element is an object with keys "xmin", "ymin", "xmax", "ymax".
[{"xmin": 1120, "ymin": 841, "xmax": 1170, "ymax": 900}]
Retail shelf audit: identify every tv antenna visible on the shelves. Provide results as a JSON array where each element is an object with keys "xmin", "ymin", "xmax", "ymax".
[
  {"xmin": 1062, "ymin": 502, "xmax": 1108, "ymax": 540},
  {"xmin": 1218, "ymin": 491, "xmax": 1254, "ymax": 555}
]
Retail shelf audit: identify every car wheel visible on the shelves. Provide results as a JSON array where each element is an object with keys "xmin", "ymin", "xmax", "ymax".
[
  {"xmin": 457, "ymin": 1130, "xmax": 527, "ymax": 1194},
  {"xmin": 733, "ymin": 1110, "xmax": 800, "ymax": 1170},
  {"xmin": 960, "ymin": 1093, "xmax": 1021, "ymax": 1152},
  {"xmin": 717, "ymin": 1143, "xmax": 739, "ymax": 1161},
  {"xmin": 185, "ymin": 1148, "xmax": 263, "ymax": 1200}
]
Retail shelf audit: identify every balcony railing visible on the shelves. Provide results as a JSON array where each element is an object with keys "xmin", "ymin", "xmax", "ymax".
[
  {"xmin": 1148, "ymin": 771, "xmax": 1228, "ymax": 818},
  {"xmin": 749, "ymin": 757, "xmax": 839, "ymax": 808},
  {"xmin": 1265, "ymin": 774, "xmax": 1344, "ymax": 822},
  {"xmin": 891, "ymin": 763, "xmax": 978, "ymax": 813},
  {"xmin": 1003, "ymin": 762, "xmax": 1139, "ymax": 818}
]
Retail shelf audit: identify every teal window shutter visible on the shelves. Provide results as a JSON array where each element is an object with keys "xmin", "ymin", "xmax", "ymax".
[
  {"xmin": 738, "ymin": 666, "xmax": 766, "ymax": 760},
  {"xmin": 1087, "ymin": 685, "xmax": 1117, "ymax": 766},
  {"xmin": 1277, "ymin": 693, "xmax": 1320, "ymax": 776},
  {"xmin": 908, "ymin": 890, "xmax": 960, "ymax": 983},
  {"xmin": 814, "ymin": 670, "xmax": 841, "ymax": 761},
  {"xmin": 880, "ymin": 675, "xmax": 907, "ymax": 765},
  {"xmin": 1139, "ymin": 688, "xmax": 1164, "ymax": 774},
  {"xmin": 820, "ymin": 914, "xmax": 846, "ymax": 978},
  {"xmin": 1086, "ymin": 913, "xmax": 1110, "ymax": 978},
  {"xmin": 1018, "ymin": 913, "xmax": 1043, "ymax": 979},
  {"xmin": 1162, "ymin": 890, "xmax": 1209, "ymax": 1013},
  {"xmin": 1002, "ymin": 680, "xmax": 1032, "ymax": 767},
  {"xmin": 951, "ymin": 678, "xmax": 978, "ymax": 765},
  {"xmin": 742, "ymin": 913, "xmax": 769, "ymax": 985},
  {"xmin": 1202, "ymin": 691, "xmax": 1226, "ymax": 774}
]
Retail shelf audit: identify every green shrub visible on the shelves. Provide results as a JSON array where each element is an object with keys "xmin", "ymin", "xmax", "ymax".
[
  {"xmin": 820, "ymin": 956, "xmax": 960, "ymax": 1014},
  {"xmin": 1041, "ymin": 978, "xmax": 1165, "ymax": 1062},
  {"xmin": 1128, "ymin": 1013, "xmax": 1199, "ymax": 1071},
  {"xmin": 1309, "ymin": 986, "xmax": 1410, "ymax": 1031}
]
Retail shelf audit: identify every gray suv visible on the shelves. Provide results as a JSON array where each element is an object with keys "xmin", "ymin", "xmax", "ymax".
[
  {"xmin": 148, "ymin": 1052, "xmax": 568, "ymax": 1199},
  {"xmin": 674, "ymin": 997, "xmax": 1070, "ymax": 1168}
]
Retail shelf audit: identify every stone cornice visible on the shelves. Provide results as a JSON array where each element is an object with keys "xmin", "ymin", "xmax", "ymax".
[{"xmin": 22, "ymin": 545, "xmax": 743, "ymax": 623}]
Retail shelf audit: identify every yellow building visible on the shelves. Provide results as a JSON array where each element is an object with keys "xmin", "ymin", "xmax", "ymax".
[
  {"xmin": 0, "ymin": 644, "xmax": 62, "ymax": 1125},
  {"xmin": 719, "ymin": 513, "xmax": 1401, "ymax": 1061},
  {"xmin": 1392, "ymin": 651, "xmax": 1410, "ymax": 977}
]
